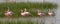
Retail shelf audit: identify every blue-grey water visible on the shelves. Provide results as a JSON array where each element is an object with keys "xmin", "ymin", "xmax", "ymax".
[{"xmin": 0, "ymin": 0, "xmax": 60, "ymax": 24}]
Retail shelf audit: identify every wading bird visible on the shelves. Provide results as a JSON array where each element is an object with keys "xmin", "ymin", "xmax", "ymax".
[
  {"xmin": 48, "ymin": 9, "xmax": 55, "ymax": 16},
  {"xmin": 5, "ymin": 7, "xmax": 13, "ymax": 17},
  {"xmin": 37, "ymin": 10, "xmax": 45, "ymax": 16},
  {"xmin": 48, "ymin": 9, "xmax": 55, "ymax": 24},
  {"xmin": 21, "ymin": 8, "xmax": 31, "ymax": 16},
  {"xmin": 21, "ymin": 8, "xmax": 32, "ymax": 22},
  {"xmin": 37, "ymin": 10, "xmax": 45, "ymax": 24},
  {"xmin": 5, "ymin": 7, "xmax": 13, "ymax": 22}
]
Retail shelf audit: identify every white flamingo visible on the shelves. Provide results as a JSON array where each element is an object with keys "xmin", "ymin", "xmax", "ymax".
[
  {"xmin": 48, "ymin": 9, "xmax": 55, "ymax": 16},
  {"xmin": 21, "ymin": 8, "xmax": 31, "ymax": 16},
  {"xmin": 37, "ymin": 10, "xmax": 45, "ymax": 24},
  {"xmin": 37, "ymin": 10, "xmax": 45, "ymax": 16},
  {"xmin": 48, "ymin": 9, "xmax": 55, "ymax": 24}
]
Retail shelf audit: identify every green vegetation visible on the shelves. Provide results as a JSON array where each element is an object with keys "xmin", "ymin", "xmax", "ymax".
[{"xmin": 0, "ymin": 2, "xmax": 57, "ymax": 17}]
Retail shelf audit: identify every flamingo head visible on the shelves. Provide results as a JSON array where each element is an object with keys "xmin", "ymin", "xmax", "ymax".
[
  {"xmin": 6, "ymin": 7, "xmax": 10, "ymax": 12},
  {"xmin": 48, "ymin": 9, "xmax": 51, "ymax": 12}
]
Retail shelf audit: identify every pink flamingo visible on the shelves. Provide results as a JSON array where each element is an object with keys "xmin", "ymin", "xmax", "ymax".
[
  {"xmin": 5, "ymin": 7, "xmax": 13, "ymax": 22},
  {"xmin": 5, "ymin": 7, "xmax": 13, "ymax": 17}
]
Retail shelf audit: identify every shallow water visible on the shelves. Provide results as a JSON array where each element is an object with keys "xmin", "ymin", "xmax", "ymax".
[{"xmin": 0, "ymin": 17, "xmax": 56, "ymax": 24}]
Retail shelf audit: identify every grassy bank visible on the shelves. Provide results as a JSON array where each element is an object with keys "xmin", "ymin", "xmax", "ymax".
[{"xmin": 0, "ymin": 2, "xmax": 57, "ymax": 17}]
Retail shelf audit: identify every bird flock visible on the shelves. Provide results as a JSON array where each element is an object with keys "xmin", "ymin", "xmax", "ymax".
[
  {"xmin": 4, "ymin": 7, "xmax": 56, "ymax": 24},
  {"xmin": 4, "ymin": 8, "xmax": 55, "ymax": 17}
]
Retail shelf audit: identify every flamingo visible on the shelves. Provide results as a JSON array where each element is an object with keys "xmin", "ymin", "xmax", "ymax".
[
  {"xmin": 37, "ymin": 10, "xmax": 45, "ymax": 24},
  {"xmin": 5, "ymin": 7, "xmax": 13, "ymax": 22},
  {"xmin": 5, "ymin": 7, "xmax": 13, "ymax": 17},
  {"xmin": 37, "ymin": 10, "xmax": 45, "ymax": 16},
  {"xmin": 48, "ymin": 9, "xmax": 55, "ymax": 16},
  {"xmin": 21, "ymin": 8, "xmax": 31, "ymax": 16},
  {"xmin": 48, "ymin": 9, "xmax": 55, "ymax": 24},
  {"xmin": 21, "ymin": 8, "xmax": 31, "ymax": 22}
]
